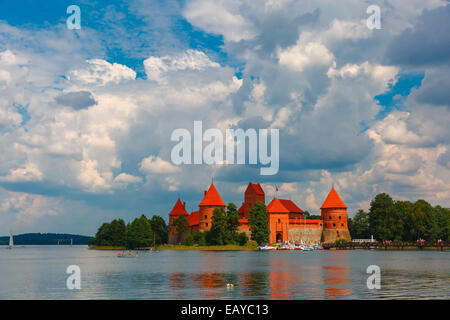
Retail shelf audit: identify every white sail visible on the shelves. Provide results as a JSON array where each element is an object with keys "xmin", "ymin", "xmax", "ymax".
[{"xmin": 9, "ymin": 233, "xmax": 13, "ymax": 247}]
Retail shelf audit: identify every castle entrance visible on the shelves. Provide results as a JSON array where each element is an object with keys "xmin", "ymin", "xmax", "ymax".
[{"xmin": 276, "ymin": 232, "xmax": 283, "ymax": 243}]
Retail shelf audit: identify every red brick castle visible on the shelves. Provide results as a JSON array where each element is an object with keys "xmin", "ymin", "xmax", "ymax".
[{"xmin": 168, "ymin": 182, "xmax": 351, "ymax": 244}]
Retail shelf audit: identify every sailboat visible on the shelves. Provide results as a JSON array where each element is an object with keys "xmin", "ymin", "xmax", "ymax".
[{"xmin": 6, "ymin": 233, "xmax": 13, "ymax": 249}]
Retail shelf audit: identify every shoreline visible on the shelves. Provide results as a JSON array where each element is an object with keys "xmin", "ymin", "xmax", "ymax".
[{"xmin": 89, "ymin": 245, "xmax": 258, "ymax": 251}]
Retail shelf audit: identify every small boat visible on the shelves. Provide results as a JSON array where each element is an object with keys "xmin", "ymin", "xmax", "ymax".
[
  {"xmin": 258, "ymin": 245, "xmax": 276, "ymax": 250},
  {"xmin": 6, "ymin": 233, "xmax": 13, "ymax": 249}
]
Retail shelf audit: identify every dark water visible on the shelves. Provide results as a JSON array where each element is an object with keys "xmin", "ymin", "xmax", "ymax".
[{"xmin": 0, "ymin": 246, "xmax": 448, "ymax": 299}]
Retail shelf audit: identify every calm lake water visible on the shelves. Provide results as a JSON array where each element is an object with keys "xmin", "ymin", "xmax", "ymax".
[{"xmin": 0, "ymin": 246, "xmax": 448, "ymax": 299}]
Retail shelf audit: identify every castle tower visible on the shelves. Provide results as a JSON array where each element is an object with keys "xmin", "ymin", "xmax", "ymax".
[
  {"xmin": 198, "ymin": 184, "xmax": 226, "ymax": 231},
  {"xmin": 320, "ymin": 187, "xmax": 351, "ymax": 242},
  {"xmin": 168, "ymin": 198, "xmax": 189, "ymax": 243},
  {"xmin": 267, "ymin": 198, "xmax": 304, "ymax": 244},
  {"xmin": 238, "ymin": 182, "xmax": 265, "ymax": 219}
]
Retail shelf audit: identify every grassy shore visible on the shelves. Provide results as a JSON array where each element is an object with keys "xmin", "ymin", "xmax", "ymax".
[
  {"xmin": 89, "ymin": 244, "xmax": 258, "ymax": 251},
  {"xmin": 156, "ymin": 244, "xmax": 258, "ymax": 251}
]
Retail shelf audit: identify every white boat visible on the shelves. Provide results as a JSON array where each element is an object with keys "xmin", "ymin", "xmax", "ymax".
[{"xmin": 6, "ymin": 233, "xmax": 13, "ymax": 249}]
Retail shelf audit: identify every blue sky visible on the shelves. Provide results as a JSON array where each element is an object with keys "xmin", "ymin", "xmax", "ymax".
[{"xmin": 0, "ymin": 1, "xmax": 449, "ymax": 236}]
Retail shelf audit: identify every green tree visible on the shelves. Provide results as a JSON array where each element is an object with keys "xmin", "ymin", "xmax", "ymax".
[
  {"xmin": 226, "ymin": 203, "xmax": 241, "ymax": 236},
  {"xmin": 369, "ymin": 193, "xmax": 396, "ymax": 240},
  {"xmin": 208, "ymin": 207, "xmax": 229, "ymax": 245},
  {"xmin": 109, "ymin": 219, "xmax": 127, "ymax": 246},
  {"xmin": 126, "ymin": 215, "xmax": 153, "ymax": 249},
  {"xmin": 348, "ymin": 210, "xmax": 370, "ymax": 239},
  {"xmin": 248, "ymin": 202, "xmax": 269, "ymax": 245},
  {"xmin": 150, "ymin": 215, "xmax": 168, "ymax": 245},
  {"xmin": 172, "ymin": 215, "xmax": 189, "ymax": 244},
  {"xmin": 93, "ymin": 222, "xmax": 113, "ymax": 246}
]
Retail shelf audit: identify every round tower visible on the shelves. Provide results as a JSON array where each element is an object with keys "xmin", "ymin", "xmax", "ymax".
[
  {"xmin": 168, "ymin": 198, "xmax": 189, "ymax": 243},
  {"xmin": 198, "ymin": 184, "xmax": 226, "ymax": 231},
  {"xmin": 320, "ymin": 187, "xmax": 351, "ymax": 242}
]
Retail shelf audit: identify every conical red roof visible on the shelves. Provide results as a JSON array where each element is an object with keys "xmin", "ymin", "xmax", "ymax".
[
  {"xmin": 198, "ymin": 184, "xmax": 226, "ymax": 207},
  {"xmin": 169, "ymin": 198, "xmax": 189, "ymax": 216},
  {"xmin": 320, "ymin": 188, "xmax": 347, "ymax": 209}
]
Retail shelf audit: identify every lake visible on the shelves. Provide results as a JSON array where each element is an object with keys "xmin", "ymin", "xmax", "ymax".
[{"xmin": 0, "ymin": 246, "xmax": 448, "ymax": 299}]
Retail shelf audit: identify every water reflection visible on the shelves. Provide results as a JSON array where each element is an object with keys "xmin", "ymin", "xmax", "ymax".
[{"xmin": 1, "ymin": 247, "xmax": 449, "ymax": 299}]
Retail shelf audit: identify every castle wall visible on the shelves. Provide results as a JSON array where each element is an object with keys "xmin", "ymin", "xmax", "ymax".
[
  {"xmin": 321, "ymin": 229, "xmax": 351, "ymax": 243},
  {"xmin": 288, "ymin": 226, "xmax": 323, "ymax": 244}
]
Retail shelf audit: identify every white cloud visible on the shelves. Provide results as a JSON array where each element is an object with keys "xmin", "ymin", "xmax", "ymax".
[
  {"xmin": 68, "ymin": 59, "xmax": 136, "ymax": 86},
  {"xmin": 183, "ymin": 0, "xmax": 256, "ymax": 42},
  {"xmin": 140, "ymin": 156, "xmax": 182, "ymax": 174},
  {"xmin": 278, "ymin": 41, "xmax": 335, "ymax": 72}
]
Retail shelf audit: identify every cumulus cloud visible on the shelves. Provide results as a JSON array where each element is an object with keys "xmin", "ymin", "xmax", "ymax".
[{"xmin": 140, "ymin": 156, "xmax": 182, "ymax": 174}]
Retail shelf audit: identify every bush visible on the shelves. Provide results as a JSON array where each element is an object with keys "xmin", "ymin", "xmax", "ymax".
[
  {"xmin": 334, "ymin": 239, "xmax": 348, "ymax": 245},
  {"xmin": 183, "ymin": 234, "xmax": 195, "ymax": 246},
  {"xmin": 245, "ymin": 240, "xmax": 258, "ymax": 248},
  {"xmin": 234, "ymin": 232, "xmax": 249, "ymax": 246}
]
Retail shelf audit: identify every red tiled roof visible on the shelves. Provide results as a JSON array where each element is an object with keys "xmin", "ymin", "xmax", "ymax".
[
  {"xmin": 169, "ymin": 198, "xmax": 189, "ymax": 216},
  {"xmin": 198, "ymin": 184, "xmax": 226, "ymax": 207},
  {"xmin": 267, "ymin": 198, "xmax": 290, "ymax": 213},
  {"xmin": 320, "ymin": 188, "xmax": 347, "ymax": 209},
  {"xmin": 247, "ymin": 182, "xmax": 265, "ymax": 195},
  {"xmin": 187, "ymin": 211, "xmax": 199, "ymax": 227},
  {"xmin": 279, "ymin": 199, "xmax": 304, "ymax": 213},
  {"xmin": 238, "ymin": 203, "xmax": 245, "ymax": 214},
  {"xmin": 267, "ymin": 198, "xmax": 304, "ymax": 214}
]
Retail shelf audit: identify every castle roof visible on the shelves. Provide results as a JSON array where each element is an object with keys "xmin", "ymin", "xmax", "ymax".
[
  {"xmin": 169, "ymin": 198, "xmax": 189, "ymax": 216},
  {"xmin": 246, "ymin": 182, "xmax": 265, "ymax": 195},
  {"xmin": 198, "ymin": 184, "xmax": 226, "ymax": 207},
  {"xmin": 187, "ymin": 211, "xmax": 199, "ymax": 227},
  {"xmin": 320, "ymin": 187, "xmax": 347, "ymax": 209},
  {"xmin": 238, "ymin": 203, "xmax": 245, "ymax": 214},
  {"xmin": 279, "ymin": 199, "xmax": 304, "ymax": 213},
  {"xmin": 267, "ymin": 198, "xmax": 304, "ymax": 214}
]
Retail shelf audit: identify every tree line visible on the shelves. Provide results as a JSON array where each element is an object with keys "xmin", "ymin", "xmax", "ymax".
[
  {"xmin": 90, "ymin": 215, "xmax": 168, "ymax": 249},
  {"xmin": 172, "ymin": 202, "xmax": 270, "ymax": 246},
  {"xmin": 349, "ymin": 193, "xmax": 450, "ymax": 242}
]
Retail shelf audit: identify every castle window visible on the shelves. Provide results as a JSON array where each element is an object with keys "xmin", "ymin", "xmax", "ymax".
[
  {"xmin": 339, "ymin": 216, "xmax": 341, "ymax": 220},
  {"xmin": 205, "ymin": 215, "xmax": 207, "ymax": 219},
  {"xmin": 329, "ymin": 216, "xmax": 331, "ymax": 220},
  {"xmin": 341, "ymin": 224, "xmax": 344, "ymax": 227},
  {"xmin": 333, "ymin": 223, "xmax": 336, "ymax": 227},
  {"xmin": 278, "ymin": 219, "xmax": 281, "ymax": 223},
  {"xmin": 206, "ymin": 223, "xmax": 208, "ymax": 227}
]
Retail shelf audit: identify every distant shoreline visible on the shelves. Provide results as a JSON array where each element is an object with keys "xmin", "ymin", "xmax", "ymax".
[{"xmin": 89, "ymin": 245, "xmax": 258, "ymax": 251}]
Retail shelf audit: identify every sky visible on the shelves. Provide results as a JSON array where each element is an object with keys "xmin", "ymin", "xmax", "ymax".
[{"xmin": 0, "ymin": 0, "xmax": 449, "ymax": 236}]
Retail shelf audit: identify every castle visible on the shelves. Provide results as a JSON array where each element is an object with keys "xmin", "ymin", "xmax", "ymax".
[{"xmin": 168, "ymin": 182, "xmax": 351, "ymax": 244}]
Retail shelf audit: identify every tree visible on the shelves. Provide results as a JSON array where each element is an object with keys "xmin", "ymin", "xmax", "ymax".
[
  {"xmin": 93, "ymin": 222, "xmax": 113, "ymax": 246},
  {"xmin": 208, "ymin": 207, "xmax": 229, "ymax": 245},
  {"xmin": 126, "ymin": 215, "xmax": 153, "ymax": 249},
  {"xmin": 248, "ymin": 202, "xmax": 269, "ymax": 245},
  {"xmin": 172, "ymin": 215, "xmax": 189, "ymax": 244},
  {"xmin": 226, "ymin": 203, "xmax": 241, "ymax": 236},
  {"xmin": 369, "ymin": 193, "xmax": 396, "ymax": 240},
  {"xmin": 109, "ymin": 219, "xmax": 127, "ymax": 246},
  {"xmin": 150, "ymin": 215, "xmax": 168, "ymax": 245},
  {"xmin": 349, "ymin": 210, "xmax": 370, "ymax": 239}
]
